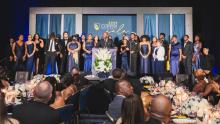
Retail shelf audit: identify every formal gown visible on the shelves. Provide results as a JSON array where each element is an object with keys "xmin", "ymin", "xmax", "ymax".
[
  {"xmin": 121, "ymin": 45, "xmax": 129, "ymax": 72},
  {"xmin": 35, "ymin": 41, "xmax": 45, "ymax": 74},
  {"xmin": 15, "ymin": 42, "xmax": 25, "ymax": 71},
  {"xmin": 192, "ymin": 42, "xmax": 201, "ymax": 71},
  {"xmin": 170, "ymin": 42, "xmax": 181, "ymax": 76},
  {"xmin": 67, "ymin": 42, "xmax": 79, "ymax": 72},
  {"xmin": 84, "ymin": 41, "xmax": 94, "ymax": 73},
  {"xmin": 140, "ymin": 44, "xmax": 150, "ymax": 74},
  {"xmin": 26, "ymin": 43, "xmax": 34, "ymax": 73}
]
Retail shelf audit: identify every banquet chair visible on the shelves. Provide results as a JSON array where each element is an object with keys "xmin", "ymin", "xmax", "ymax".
[{"xmin": 56, "ymin": 104, "xmax": 75, "ymax": 124}]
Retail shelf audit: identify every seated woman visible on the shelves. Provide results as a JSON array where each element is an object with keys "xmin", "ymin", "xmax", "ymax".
[
  {"xmin": 0, "ymin": 78, "xmax": 10, "ymax": 92},
  {"xmin": 0, "ymin": 93, "xmax": 20, "ymax": 124},
  {"xmin": 199, "ymin": 73, "xmax": 220, "ymax": 105},
  {"xmin": 116, "ymin": 94, "xmax": 145, "ymax": 124},
  {"xmin": 192, "ymin": 69, "xmax": 207, "ymax": 94}
]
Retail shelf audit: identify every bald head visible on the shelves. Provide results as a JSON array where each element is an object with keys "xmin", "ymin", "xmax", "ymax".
[
  {"xmin": 115, "ymin": 80, "xmax": 133, "ymax": 97},
  {"xmin": 34, "ymin": 81, "xmax": 53, "ymax": 103},
  {"xmin": 150, "ymin": 95, "xmax": 172, "ymax": 124}
]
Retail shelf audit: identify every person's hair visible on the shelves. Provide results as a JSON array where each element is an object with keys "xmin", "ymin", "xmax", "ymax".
[
  {"xmin": 184, "ymin": 35, "xmax": 189, "ymax": 38},
  {"xmin": 0, "ymin": 94, "xmax": 13, "ymax": 124},
  {"xmin": 121, "ymin": 94, "xmax": 145, "ymax": 124},
  {"xmin": 33, "ymin": 81, "xmax": 53, "ymax": 103},
  {"xmin": 49, "ymin": 32, "xmax": 56, "ymax": 40},
  {"xmin": 141, "ymin": 35, "xmax": 150, "ymax": 42},
  {"xmin": 160, "ymin": 33, "xmax": 165, "ymax": 37},
  {"xmin": 172, "ymin": 35, "xmax": 177, "ymax": 38},
  {"xmin": 33, "ymin": 33, "xmax": 40, "ymax": 41},
  {"xmin": 112, "ymin": 68, "xmax": 123, "ymax": 79},
  {"xmin": 71, "ymin": 66, "xmax": 79, "ymax": 75},
  {"xmin": 63, "ymin": 31, "xmax": 68, "ymax": 36}
]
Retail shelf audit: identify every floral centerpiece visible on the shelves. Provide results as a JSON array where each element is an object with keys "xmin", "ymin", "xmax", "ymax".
[
  {"xmin": 140, "ymin": 76, "xmax": 154, "ymax": 85},
  {"xmin": 93, "ymin": 48, "xmax": 112, "ymax": 78}
]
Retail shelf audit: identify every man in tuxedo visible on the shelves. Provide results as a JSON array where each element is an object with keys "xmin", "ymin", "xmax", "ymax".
[
  {"xmin": 99, "ymin": 32, "xmax": 115, "ymax": 48},
  {"xmin": 108, "ymin": 80, "xmax": 134, "ymax": 120},
  {"xmin": 12, "ymin": 81, "xmax": 60, "ymax": 124},
  {"xmin": 129, "ymin": 32, "xmax": 139, "ymax": 76},
  {"xmin": 182, "ymin": 35, "xmax": 193, "ymax": 75},
  {"xmin": 58, "ymin": 32, "xmax": 69, "ymax": 75},
  {"xmin": 200, "ymin": 47, "xmax": 215, "ymax": 73},
  {"xmin": 44, "ymin": 32, "xmax": 60, "ymax": 74}
]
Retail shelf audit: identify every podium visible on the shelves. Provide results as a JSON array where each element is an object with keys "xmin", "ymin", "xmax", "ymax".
[{"xmin": 92, "ymin": 48, "xmax": 117, "ymax": 76}]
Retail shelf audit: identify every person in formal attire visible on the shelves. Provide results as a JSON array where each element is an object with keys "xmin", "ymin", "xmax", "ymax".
[
  {"xmin": 9, "ymin": 38, "xmax": 15, "ymax": 62},
  {"xmin": 12, "ymin": 81, "xmax": 60, "ymax": 124},
  {"xmin": 44, "ymin": 33, "xmax": 60, "ymax": 74},
  {"xmin": 135, "ymin": 34, "xmax": 140, "ymax": 43},
  {"xmin": 182, "ymin": 35, "xmax": 193, "ymax": 75},
  {"xmin": 116, "ymin": 94, "xmax": 145, "ymax": 124},
  {"xmin": 168, "ymin": 35, "xmax": 182, "ymax": 77},
  {"xmin": 0, "ymin": 94, "xmax": 20, "ymax": 124},
  {"xmin": 79, "ymin": 33, "xmax": 86, "ymax": 71},
  {"xmin": 200, "ymin": 47, "xmax": 215, "ymax": 73},
  {"xmin": 139, "ymin": 35, "xmax": 151, "ymax": 75},
  {"xmin": 108, "ymin": 80, "xmax": 134, "ymax": 120},
  {"xmin": 12, "ymin": 34, "xmax": 27, "ymax": 71},
  {"xmin": 67, "ymin": 37, "xmax": 81, "ymax": 72},
  {"xmin": 150, "ymin": 95, "xmax": 172, "ymax": 124},
  {"xmin": 25, "ymin": 34, "xmax": 36, "ymax": 73},
  {"xmin": 192, "ymin": 35, "xmax": 202, "ymax": 71},
  {"xmin": 153, "ymin": 41, "xmax": 165, "ymax": 75},
  {"xmin": 103, "ymin": 68, "xmax": 125, "ymax": 94},
  {"xmin": 33, "ymin": 33, "xmax": 44, "ymax": 74},
  {"xmin": 94, "ymin": 35, "xmax": 100, "ymax": 48},
  {"xmin": 83, "ymin": 34, "xmax": 94, "ymax": 74},
  {"xmin": 129, "ymin": 32, "xmax": 139, "ymax": 76},
  {"xmin": 121, "ymin": 36, "xmax": 129, "ymax": 72},
  {"xmin": 58, "ymin": 32, "xmax": 69, "ymax": 75},
  {"xmin": 99, "ymin": 32, "xmax": 115, "ymax": 48},
  {"xmin": 192, "ymin": 69, "xmax": 207, "ymax": 94},
  {"xmin": 159, "ymin": 33, "xmax": 169, "ymax": 72},
  {"xmin": 151, "ymin": 37, "xmax": 159, "ymax": 75}
]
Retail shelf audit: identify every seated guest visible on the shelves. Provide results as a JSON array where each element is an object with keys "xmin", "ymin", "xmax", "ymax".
[
  {"xmin": 61, "ymin": 67, "xmax": 89, "ymax": 89},
  {"xmin": 12, "ymin": 81, "xmax": 60, "ymax": 124},
  {"xmin": 50, "ymin": 87, "xmax": 65, "ymax": 109},
  {"xmin": 199, "ymin": 73, "xmax": 220, "ymax": 105},
  {"xmin": 62, "ymin": 78, "xmax": 77, "ymax": 101},
  {"xmin": 0, "ymin": 94, "xmax": 20, "ymax": 124},
  {"xmin": 200, "ymin": 47, "xmax": 215, "ymax": 74},
  {"xmin": 193, "ymin": 69, "xmax": 207, "ymax": 94},
  {"xmin": 103, "ymin": 68, "xmax": 124, "ymax": 93},
  {"xmin": 44, "ymin": 76, "xmax": 58, "ymax": 104},
  {"xmin": 108, "ymin": 80, "xmax": 134, "ymax": 120},
  {"xmin": 140, "ymin": 92, "xmax": 162, "ymax": 124},
  {"xmin": 149, "ymin": 95, "xmax": 172, "ymax": 124},
  {"xmin": 116, "ymin": 94, "xmax": 145, "ymax": 124},
  {"xmin": 0, "ymin": 77, "xmax": 10, "ymax": 92}
]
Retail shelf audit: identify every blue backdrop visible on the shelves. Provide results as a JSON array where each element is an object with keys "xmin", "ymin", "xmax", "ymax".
[{"xmin": 83, "ymin": 15, "xmax": 137, "ymax": 39}]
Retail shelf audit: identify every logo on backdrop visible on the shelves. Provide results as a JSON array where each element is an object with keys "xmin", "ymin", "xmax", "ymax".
[{"xmin": 93, "ymin": 21, "xmax": 129, "ymax": 35}]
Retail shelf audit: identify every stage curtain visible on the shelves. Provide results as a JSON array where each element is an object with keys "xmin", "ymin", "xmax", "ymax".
[
  {"xmin": 158, "ymin": 14, "xmax": 170, "ymax": 42},
  {"xmin": 50, "ymin": 14, "xmax": 61, "ymax": 37},
  {"xmin": 172, "ymin": 14, "xmax": 185, "ymax": 43},
  {"xmin": 64, "ymin": 14, "xmax": 75, "ymax": 36},
  {"xmin": 144, "ymin": 14, "xmax": 156, "ymax": 40},
  {"xmin": 36, "ymin": 14, "xmax": 49, "ymax": 39}
]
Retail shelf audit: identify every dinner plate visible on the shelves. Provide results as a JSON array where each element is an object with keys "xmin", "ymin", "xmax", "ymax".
[{"xmin": 172, "ymin": 118, "xmax": 197, "ymax": 124}]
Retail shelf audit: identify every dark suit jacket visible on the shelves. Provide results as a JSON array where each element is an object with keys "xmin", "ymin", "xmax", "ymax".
[
  {"xmin": 58, "ymin": 39, "xmax": 68, "ymax": 55},
  {"xmin": 12, "ymin": 101, "xmax": 60, "ymax": 124},
  {"xmin": 99, "ymin": 38, "xmax": 115, "ymax": 48},
  {"xmin": 182, "ymin": 41, "xmax": 193, "ymax": 58},
  {"xmin": 200, "ymin": 54, "xmax": 215, "ymax": 71},
  {"xmin": 44, "ymin": 39, "xmax": 60, "ymax": 53},
  {"xmin": 139, "ymin": 117, "xmax": 162, "ymax": 124},
  {"xmin": 108, "ymin": 95, "xmax": 125, "ymax": 120},
  {"xmin": 103, "ymin": 78, "xmax": 118, "ymax": 93}
]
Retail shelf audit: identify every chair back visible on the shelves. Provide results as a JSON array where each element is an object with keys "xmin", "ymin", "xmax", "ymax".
[{"xmin": 56, "ymin": 104, "xmax": 74, "ymax": 122}]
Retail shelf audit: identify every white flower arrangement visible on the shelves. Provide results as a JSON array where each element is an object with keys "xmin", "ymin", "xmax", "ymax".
[
  {"xmin": 93, "ymin": 48, "xmax": 112, "ymax": 73},
  {"xmin": 140, "ymin": 76, "xmax": 154, "ymax": 85}
]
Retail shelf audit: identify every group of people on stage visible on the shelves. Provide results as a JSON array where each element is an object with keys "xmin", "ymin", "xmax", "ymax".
[{"xmin": 8, "ymin": 31, "xmax": 215, "ymax": 77}]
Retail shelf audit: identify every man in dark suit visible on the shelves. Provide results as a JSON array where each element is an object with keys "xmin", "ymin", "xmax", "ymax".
[
  {"xmin": 108, "ymin": 80, "xmax": 134, "ymax": 120},
  {"xmin": 58, "ymin": 32, "xmax": 69, "ymax": 75},
  {"xmin": 12, "ymin": 81, "xmax": 60, "ymax": 124},
  {"xmin": 99, "ymin": 32, "xmax": 115, "ymax": 48},
  {"xmin": 44, "ymin": 32, "xmax": 60, "ymax": 74},
  {"xmin": 200, "ymin": 47, "xmax": 215, "ymax": 73},
  {"xmin": 102, "ymin": 68, "xmax": 124, "ymax": 93},
  {"xmin": 182, "ymin": 35, "xmax": 194, "ymax": 75}
]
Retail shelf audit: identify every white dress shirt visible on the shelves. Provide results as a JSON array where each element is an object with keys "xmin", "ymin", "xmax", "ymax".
[
  {"xmin": 153, "ymin": 46, "xmax": 165, "ymax": 61},
  {"xmin": 48, "ymin": 40, "xmax": 56, "ymax": 52}
]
